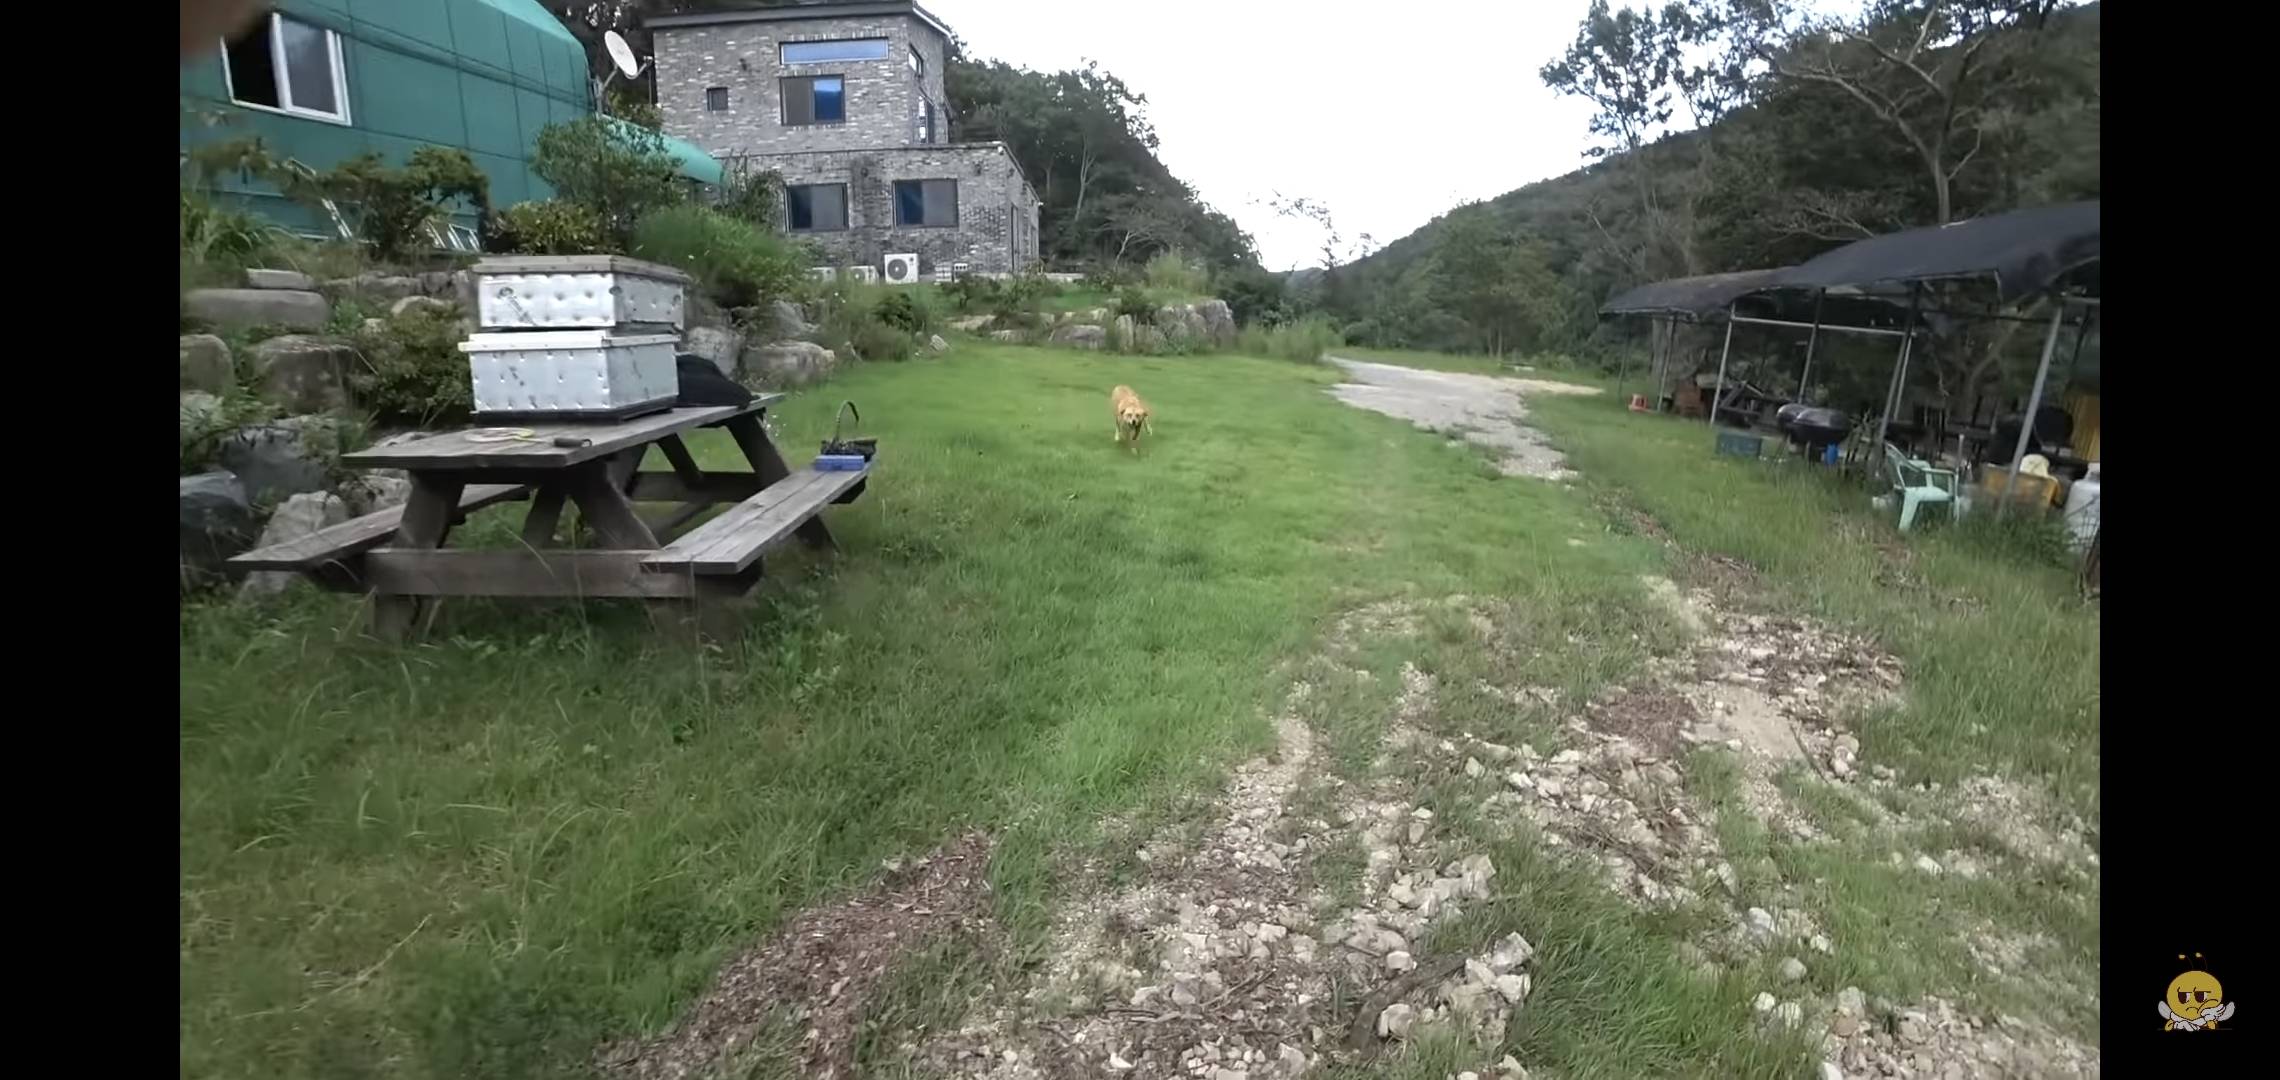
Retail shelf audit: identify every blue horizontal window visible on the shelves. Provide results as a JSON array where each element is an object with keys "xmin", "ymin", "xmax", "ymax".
[{"xmin": 781, "ymin": 38, "xmax": 890, "ymax": 64}]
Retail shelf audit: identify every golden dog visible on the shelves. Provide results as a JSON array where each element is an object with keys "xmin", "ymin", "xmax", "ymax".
[{"xmin": 1111, "ymin": 385, "xmax": 1153, "ymax": 452}]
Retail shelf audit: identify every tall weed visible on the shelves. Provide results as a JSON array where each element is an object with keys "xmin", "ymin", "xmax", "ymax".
[{"xmin": 1236, "ymin": 314, "xmax": 1341, "ymax": 363}]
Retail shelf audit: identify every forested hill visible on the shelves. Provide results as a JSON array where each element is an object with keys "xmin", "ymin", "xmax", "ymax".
[{"xmin": 1320, "ymin": 1, "xmax": 2099, "ymax": 359}]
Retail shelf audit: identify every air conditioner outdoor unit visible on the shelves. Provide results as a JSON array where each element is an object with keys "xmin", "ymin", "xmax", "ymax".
[
  {"xmin": 808, "ymin": 266, "xmax": 839, "ymax": 282},
  {"xmin": 882, "ymin": 253, "xmax": 921, "ymax": 284},
  {"xmin": 846, "ymin": 265, "xmax": 880, "ymax": 284}
]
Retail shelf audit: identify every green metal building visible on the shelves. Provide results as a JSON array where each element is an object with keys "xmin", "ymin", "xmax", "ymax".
[{"xmin": 180, "ymin": 0, "xmax": 720, "ymax": 239}]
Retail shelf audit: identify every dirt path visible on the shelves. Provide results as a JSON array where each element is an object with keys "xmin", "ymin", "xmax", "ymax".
[{"xmin": 1324, "ymin": 357, "xmax": 1601, "ymax": 482}]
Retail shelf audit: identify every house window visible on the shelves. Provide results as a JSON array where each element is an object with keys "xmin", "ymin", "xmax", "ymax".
[
  {"xmin": 705, "ymin": 87, "xmax": 729, "ymax": 111},
  {"xmin": 781, "ymin": 76, "xmax": 845, "ymax": 125},
  {"xmin": 908, "ymin": 47, "xmax": 925, "ymax": 77},
  {"xmin": 918, "ymin": 99, "xmax": 935, "ymax": 144},
  {"xmin": 894, "ymin": 179, "xmax": 957, "ymax": 227},
  {"xmin": 786, "ymin": 184, "xmax": 849, "ymax": 232},
  {"xmin": 221, "ymin": 13, "xmax": 349, "ymax": 123},
  {"xmin": 781, "ymin": 38, "xmax": 889, "ymax": 64}
]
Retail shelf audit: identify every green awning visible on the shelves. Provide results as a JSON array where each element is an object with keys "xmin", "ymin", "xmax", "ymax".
[{"xmin": 604, "ymin": 117, "xmax": 723, "ymax": 185}]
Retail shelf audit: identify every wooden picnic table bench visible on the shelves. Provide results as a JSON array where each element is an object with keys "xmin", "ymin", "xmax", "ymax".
[{"xmin": 226, "ymin": 396, "xmax": 869, "ymax": 640}]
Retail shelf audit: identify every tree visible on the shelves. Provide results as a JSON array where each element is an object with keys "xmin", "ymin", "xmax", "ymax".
[
  {"xmin": 531, "ymin": 116, "xmax": 685, "ymax": 246},
  {"xmin": 1428, "ymin": 208, "xmax": 1574, "ymax": 358},
  {"xmin": 950, "ymin": 55, "xmax": 1261, "ymax": 275},
  {"xmin": 1715, "ymin": 0, "xmax": 2066, "ymax": 225},
  {"xmin": 1541, "ymin": 2, "xmax": 1693, "ymax": 279}
]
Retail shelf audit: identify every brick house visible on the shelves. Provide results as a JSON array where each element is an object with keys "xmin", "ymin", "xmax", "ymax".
[{"xmin": 648, "ymin": 1, "xmax": 1041, "ymax": 277}]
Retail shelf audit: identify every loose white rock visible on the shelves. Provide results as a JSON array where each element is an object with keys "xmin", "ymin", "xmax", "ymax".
[
  {"xmin": 1465, "ymin": 757, "xmax": 1486, "ymax": 778},
  {"xmin": 1376, "ymin": 1003, "xmax": 1418, "ymax": 1039},
  {"xmin": 1385, "ymin": 950, "xmax": 1415, "ymax": 973},
  {"xmin": 1913, "ymin": 854, "xmax": 1943, "ymax": 876},
  {"xmin": 1779, "ymin": 957, "xmax": 1808, "ymax": 982},
  {"xmin": 1753, "ymin": 992, "xmax": 1778, "ymax": 1014}
]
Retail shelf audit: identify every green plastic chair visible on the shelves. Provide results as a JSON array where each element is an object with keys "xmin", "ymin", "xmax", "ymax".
[{"xmin": 1881, "ymin": 442, "xmax": 1961, "ymax": 530}]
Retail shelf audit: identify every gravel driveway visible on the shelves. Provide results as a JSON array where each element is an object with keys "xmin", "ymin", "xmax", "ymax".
[{"xmin": 1325, "ymin": 357, "xmax": 1601, "ymax": 481}]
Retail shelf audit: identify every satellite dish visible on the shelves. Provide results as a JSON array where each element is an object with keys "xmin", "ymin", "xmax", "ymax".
[{"xmin": 604, "ymin": 30, "xmax": 642, "ymax": 79}]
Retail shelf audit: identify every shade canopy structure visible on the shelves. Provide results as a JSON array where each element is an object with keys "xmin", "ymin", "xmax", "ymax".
[
  {"xmin": 1596, "ymin": 201, "xmax": 2101, "ymax": 497},
  {"xmin": 1600, "ymin": 269, "xmax": 1792, "ymax": 321},
  {"xmin": 1777, "ymin": 201, "xmax": 2099, "ymax": 305}
]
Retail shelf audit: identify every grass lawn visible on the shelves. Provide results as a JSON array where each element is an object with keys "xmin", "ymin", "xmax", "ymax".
[
  {"xmin": 180, "ymin": 344, "xmax": 1668, "ymax": 1078},
  {"xmin": 179, "ymin": 345, "xmax": 2097, "ymax": 1078}
]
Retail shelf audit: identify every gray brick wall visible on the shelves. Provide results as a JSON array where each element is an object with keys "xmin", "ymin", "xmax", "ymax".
[
  {"xmin": 655, "ymin": 13, "xmax": 950, "ymax": 158},
  {"xmin": 751, "ymin": 144, "xmax": 1039, "ymax": 275}
]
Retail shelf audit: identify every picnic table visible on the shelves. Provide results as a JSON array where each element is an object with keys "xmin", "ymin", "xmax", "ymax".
[{"xmin": 227, "ymin": 395, "xmax": 869, "ymax": 640}]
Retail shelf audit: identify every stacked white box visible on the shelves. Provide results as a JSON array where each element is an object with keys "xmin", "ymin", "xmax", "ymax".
[{"xmin": 462, "ymin": 255, "xmax": 693, "ymax": 419}]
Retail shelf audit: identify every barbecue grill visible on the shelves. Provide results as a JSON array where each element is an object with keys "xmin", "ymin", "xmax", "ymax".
[{"xmin": 1775, "ymin": 403, "xmax": 1853, "ymax": 456}]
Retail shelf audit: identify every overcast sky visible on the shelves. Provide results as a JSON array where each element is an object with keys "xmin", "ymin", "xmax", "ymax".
[{"xmin": 925, "ymin": 0, "xmax": 1606, "ymax": 271}]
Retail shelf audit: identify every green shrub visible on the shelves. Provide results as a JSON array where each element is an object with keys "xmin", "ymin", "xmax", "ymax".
[
  {"xmin": 872, "ymin": 289, "xmax": 940, "ymax": 335},
  {"xmin": 184, "ymin": 138, "xmax": 489, "ymax": 262},
  {"xmin": 532, "ymin": 116, "xmax": 686, "ymax": 246},
  {"xmin": 180, "ymin": 191, "xmax": 284, "ymax": 266},
  {"xmin": 1113, "ymin": 286, "xmax": 1156, "ymax": 321},
  {"xmin": 180, "ymin": 392, "xmax": 278, "ymax": 476},
  {"xmin": 812, "ymin": 281, "xmax": 921, "ymax": 362},
  {"xmin": 490, "ymin": 200, "xmax": 607, "ymax": 255},
  {"xmin": 942, "ymin": 274, "xmax": 1001, "ymax": 314},
  {"xmin": 1143, "ymin": 250, "xmax": 1208, "ymax": 295},
  {"xmin": 349, "ymin": 307, "xmax": 474, "ymax": 427},
  {"xmin": 629, "ymin": 205, "xmax": 805, "ymax": 310},
  {"xmin": 715, "ymin": 160, "xmax": 784, "ymax": 228},
  {"xmin": 1237, "ymin": 314, "xmax": 1341, "ymax": 364},
  {"xmin": 1219, "ymin": 265, "xmax": 1291, "ymax": 327}
]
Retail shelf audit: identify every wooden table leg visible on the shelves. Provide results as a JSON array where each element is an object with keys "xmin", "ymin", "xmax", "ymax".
[
  {"xmin": 519, "ymin": 484, "xmax": 567, "ymax": 548},
  {"xmin": 564, "ymin": 461, "xmax": 659, "ymax": 549},
  {"xmin": 371, "ymin": 473, "xmax": 464, "ymax": 643},
  {"xmin": 723, "ymin": 412, "xmax": 836, "ymax": 551}
]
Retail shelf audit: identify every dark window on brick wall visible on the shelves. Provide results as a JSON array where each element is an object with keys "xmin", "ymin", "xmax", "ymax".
[
  {"xmin": 919, "ymin": 99, "xmax": 935, "ymax": 144},
  {"xmin": 705, "ymin": 86, "xmax": 728, "ymax": 111},
  {"xmin": 787, "ymin": 184, "xmax": 849, "ymax": 232},
  {"xmin": 781, "ymin": 76, "xmax": 845, "ymax": 125},
  {"xmin": 894, "ymin": 179, "xmax": 958, "ymax": 227}
]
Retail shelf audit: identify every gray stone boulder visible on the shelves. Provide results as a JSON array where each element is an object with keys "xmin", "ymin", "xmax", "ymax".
[
  {"xmin": 180, "ymin": 334, "xmax": 234, "ymax": 393},
  {"xmin": 1196, "ymin": 299, "xmax": 1238, "ymax": 347},
  {"xmin": 1111, "ymin": 314, "xmax": 1136, "ymax": 352},
  {"xmin": 244, "ymin": 268, "xmax": 317, "ymax": 291},
  {"xmin": 741, "ymin": 341, "xmax": 838, "ymax": 387},
  {"xmin": 1133, "ymin": 325, "xmax": 1166, "ymax": 354},
  {"xmin": 988, "ymin": 328, "xmax": 1030, "ymax": 344},
  {"xmin": 238, "ymin": 492, "xmax": 350, "ymax": 599},
  {"xmin": 1154, "ymin": 305, "xmax": 1195, "ymax": 345},
  {"xmin": 768, "ymin": 298, "xmax": 817, "ymax": 339},
  {"xmin": 217, "ymin": 414, "xmax": 339, "ymax": 503},
  {"xmin": 183, "ymin": 288, "xmax": 330, "ymax": 331},
  {"xmin": 328, "ymin": 273, "xmax": 424, "ymax": 304},
  {"xmin": 249, "ymin": 335, "xmax": 356, "ymax": 412},
  {"xmin": 948, "ymin": 314, "xmax": 993, "ymax": 332},
  {"xmin": 683, "ymin": 326, "xmax": 744, "ymax": 375},
  {"xmin": 418, "ymin": 270, "xmax": 460, "ymax": 298},
  {"xmin": 180, "ymin": 470, "xmax": 256, "ymax": 588},
  {"xmin": 389, "ymin": 295, "xmax": 456, "ymax": 319},
  {"xmin": 687, "ymin": 290, "xmax": 728, "ymax": 330},
  {"xmin": 341, "ymin": 473, "xmax": 412, "ymax": 516},
  {"xmin": 927, "ymin": 334, "xmax": 949, "ymax": 356},
  {"xmin": 1049, "ymin": 323, "xmax": 1107, "ymax": 350}
]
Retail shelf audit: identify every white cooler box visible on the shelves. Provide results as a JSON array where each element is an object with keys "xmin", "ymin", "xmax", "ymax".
[
  {"xmin": 461, "ymin": 331, "xmax": 681, "ymax": 420},
  {"xmin": 470, "ymin": 255, "xmax": 691, "ymax": 331}
]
